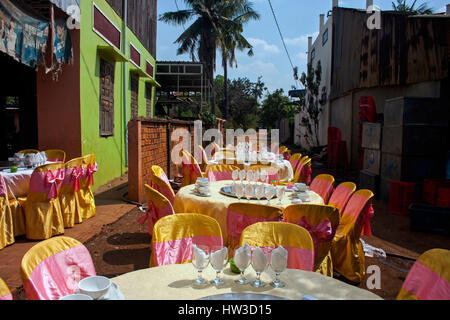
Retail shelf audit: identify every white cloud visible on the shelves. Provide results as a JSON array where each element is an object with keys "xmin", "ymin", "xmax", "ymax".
[
  {"xmin": 247, "ymin": 37, "xmax": 280, "ymax": 55},
  {"xmin": 284, "ymin": 32, "xmax": 319, "ymax": 47}
]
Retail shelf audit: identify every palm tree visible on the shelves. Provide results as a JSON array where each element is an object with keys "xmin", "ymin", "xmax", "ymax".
[
  {"xmin": 216, "ymin": 1, "xmax": 259, "ymax": 120},
  {"xmin": 392, "ymin": 0, "xmax": 434, "ymax": 14},
  {"xmin": 159, "ymin": 0, "xmax": 258, "ymax": 116}
]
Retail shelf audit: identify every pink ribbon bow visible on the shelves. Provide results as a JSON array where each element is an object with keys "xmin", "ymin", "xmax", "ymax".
[
  {"xmin": 86, "ymin": 163, "xmax": 98, "ymax": 186},
  {"xmin": 46, "ymin": 169, "xmax": 65, "ymax": 199},
  {"xmin": 71, "ymin": 166, "xmax": 83, "ymax": 192},
  {"xmin": 296, "ymin": 216, "xmax": 334, "ymax": 253},
  {"xmin": 306, "ymin": 167, "xmax": 312, "ymax": 185},
  {"xmin": 138, "ymin": 202, "xmax": 157, "ymax": 235}
]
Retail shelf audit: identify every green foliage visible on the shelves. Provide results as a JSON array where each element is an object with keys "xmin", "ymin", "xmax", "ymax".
[
  {"xmin": 200, "ymin": 110, "xmax": 217, "ymax": 130},
  {"xmin": 259, "ymin": 89, "xmax": 293, "ymax": 130},
  {"xmin": 391, "ymin": 0, "xmax": 434, "ymax": 14}
]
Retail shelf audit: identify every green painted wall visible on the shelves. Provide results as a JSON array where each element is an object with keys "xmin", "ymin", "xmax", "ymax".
[{"xmin": 79, "ymin": 0, "xmax": 156, "ymax": 191}]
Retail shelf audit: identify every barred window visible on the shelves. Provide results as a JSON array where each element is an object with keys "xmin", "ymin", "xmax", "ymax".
[{"xmin": 99, "ymin": 58, "xmax": 115, "ymax": 137}]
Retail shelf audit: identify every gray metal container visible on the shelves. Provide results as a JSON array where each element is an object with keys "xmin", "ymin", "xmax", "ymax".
[
  {"xmin": 384, "ymin": 97, "xmax": 447, "ymax": 126},
  {"xmin": 362, "ymin": 123, "xmax": 382, "ymax": 150},
  {"xmin": 363, "ymin": 148, "xmax": 381, "ymax": 175}
]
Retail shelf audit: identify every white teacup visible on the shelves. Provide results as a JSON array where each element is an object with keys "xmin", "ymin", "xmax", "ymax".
[
  {"xmin": 78, "ymin": 276, "xmax": 111, "ymax": 300},
  {"xmin": 295, "ymin": 183, "xmax": 308, "ymax": 192},
  {"xmin": 196, "ymin": 178, "xmax": 210, "ymax": 187},
  {"xmin": 59, "ymin": 294, "xmax": 93, "ymax": 300}
]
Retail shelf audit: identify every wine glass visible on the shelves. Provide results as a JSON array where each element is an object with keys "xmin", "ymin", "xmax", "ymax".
[
  {"xmin": 246, "ymin": 170, "xmax": 254, "ymax": 185},
  {"xmin": 251, "ymin": 247, "xmax": 269, "ymax": 288},
  {"xmin": 276, "ymin": 187, "xmax": 285, "ymax": 205},
  {"xmin": 232, "ymin": 169, "xmax": 239, "ymax": 186},
  {"xmin": 253, "ymin": 170, "xmax": 260, "ymax": 185},
  {"xmin": 210, "ymin": 246, "xmax": 228, "ymax": 286},
  {"xmin": 192, "ymin": 244, "xmax": 210, "ymax": 285},
  {"xmin": 234, "ymin": 245, "xmax": 251, "ymax": 285},
  {"xmin": 269, "ymin": 247, "xmax": 288, "ymax": 288},
  {"xmin": 255, "ymin": 184, "xmax": 264, "ymax": 203},
  {"xmin": 245, "ymin": 184, "xmax": 254, "ymax": 202},
  {"xmin": 265, "ymin": 186, "xmax": 275, "ymax": 204},
  {"xmin": 260, "ymin": 170, "xmax": 268, "ymax": 184},
  {"xmin": 235, "ymin": 184, "xmax": 244, "ymax": 201},
  {"xmin": 239, "ymin": 170, "xmax": 246, "ymax": 186}
]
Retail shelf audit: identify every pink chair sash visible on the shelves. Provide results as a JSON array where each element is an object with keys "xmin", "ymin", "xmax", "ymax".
[
  {"xmin": 329, "ymin": 186, "xmax": 353, "ymax": 213},
  {"xmin": 23, "ymin": 245, "xmax": 96, "ymax": 300},
  {"xmin": 207, "ymin": 171, "xmax": 233, "ymax": 182},
  {"xmin": 45, "ymin": 169, "xmax": 65, "ymax": 199},
  {"xmin": 151, "ymin": 172, "xmax": 175, "ymax": 204},
  {"xmin": 343, "ymin": 193, "xmax": 374, "ymax": 236},
  {"xmin": 294, "ymin": 216, "xmax": 335, "ymax": 256},
  {"xmin": 289, "ymin": 159, "xmax": 301, "ymax": 172},
  {"xmin": 71, "ymin": 166, "xmax": 83, "ymax": 192},
  {"xmin": 86, "ymin": 163, "xmax": 98, "ymax": 186},
  {"xmin": 138, "ymin": 202, "xmax": 174, "ymax": 236},
  {"xmin": 227, "ymin": 210, "xmax": 281, "ymax": 243},
  {"xmin": 250, "ymin": 246, "xmax": 314, "ymax": 271},
  {"xmin": 310, "ymin": 179, "xmax": 334, "ymax": 204},
  {"xmin": 152, "ymin": 235, "xmax": 223, "ymax": 266},
  {"xmin": 0, "ymin": 174, "xmax": 6, "ymax": 197},
  {"xmin": 401, "ymin": 261, "xmax": 450, "ymax": 300}
]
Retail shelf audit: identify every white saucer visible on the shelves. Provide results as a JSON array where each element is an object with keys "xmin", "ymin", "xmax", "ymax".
[{"xmin": 75, "ymin": 283, "xmax": 125, "ymax": 300}]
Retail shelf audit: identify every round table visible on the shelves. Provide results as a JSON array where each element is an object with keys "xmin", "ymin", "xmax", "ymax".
[
  {"xmin": 173, "ymin": 180, "xmax": 324, "ymax": 244},
  {"xmin": 111, "ymin": 263, "xmax": 382, "ymax": 300}
]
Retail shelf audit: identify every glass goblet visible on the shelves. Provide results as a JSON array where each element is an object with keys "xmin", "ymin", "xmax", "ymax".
[
  {"xmin": 255, "ymin": 184, "xmax": 264, "ymax": 203},
  {"xmin": 210, "ymin": 246, "xmax": 228, "ymax": 286},
  {"xmin": 232, "ymin": 169, "xmax": 239, "ymax": 186},
  {"xmin": 234, "ymin": 246, "xmax": 251, "ymax": 285},
  {"xmin": 260, "ymin": 170, "xmax": 268, "ymax": 184},
  {"xmin": 246, "ymin": 170, "xmax": 254, "ymax": 184},
  {"xmin": 239, "ymin": 170, "xmax": 246, "ymax": 186},
  {"xmin": 191, "ymin": 244, "xmax": 210, "ymax": 285},
  {"xmin": 235, "ymin": 184, "xmax": 244, "ymax": 201},
  {"xmin": 276, "ymin": 187, "xmax": 285, "ymax": 205},
  {"xmin": 253, "ymin": 170, "xmax": 260, "ymax": 185},
  {"xmin": 265, "ymin": 186, "xmax": 275, "ymax": 204},
  {"xmin": 251, "ymin": 247, "xmax": 269, "ymax": 288},
  {"xmin": 269, "ymin": 247, "xmax": 288, "ymax": 288},
  {"xmin": 245, "ymin": 183, "xmax": 254, "ymax": 202}
]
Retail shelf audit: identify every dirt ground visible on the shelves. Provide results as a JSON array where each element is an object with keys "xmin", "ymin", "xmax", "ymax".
[{"xmin": 11, "ymin": 164, "xmax": 450, "ymax": 300}]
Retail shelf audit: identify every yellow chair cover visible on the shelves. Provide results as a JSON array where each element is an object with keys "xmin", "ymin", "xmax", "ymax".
[
  {"xmin": 150, "ymin": 166, "xmax": 176, "ymax": 204},
  {"xmin": 45, "ymin": 149, "xmax": 66, "ymax": 162},
  {"xmin": 331, "ymin": 189, "xmax": 374, "ymax": 283},
  {"xmin": 0, "ymin": 176, "xmax": 15, "ymax": 249},
  {"xmin": 24, "ymin": 163, "xmax": 65, "ymax": 240},
  {"xmin": 215, "ymin": 150, "xmax": 235, "ymax": 159},
  {"xmin": 239, "ymin": 222, "xmax": 315, "ymax": 271},
  {"xmin": 283, "ymin": 204, "xmax": 340, "ymax": 277},
  {"xmin": 150, "ymin": 213, "xmax": 223, "ymax": 267},
  {"xmin": 9, "ymin": 197, "xmax": 26, "ymax": 237},
  {"xmin": 59, "ymin": 157, "xmax": 84, "ymax": 228},
  {"xmin": 77, "ymin": 154, "xmax": 97, "ymax": 220},
  {"xmin": 198, "ymin": 145, "xmax": 209, "ymax": 172},
  {"xmin": 181, "ymin": 151, "xmax": 204, "ymax": 187},
  {"xmin": 18, "ymin": 149, "xmax": 40, "ymax": 154},
  {"xmin": 205, "ymin": 164, "xmax": 240, "ymax": 181},
  {"xmin": 309, "ymin": 174, "xmax": 335, "ymax": 204},
  {"xmin": 227, "ymin": 203, "xmax": 282, "ymax": 255},
  {"xmin": 279, "ymin": 156, "xmax": 310, "ymax": 185},
  {"xmin": 397, "ymin": 248, "xmax": 450, "ymax": 300},
  {"xmin": 0, "ymin": 277, "xmax": 12, "ymax": 300}
]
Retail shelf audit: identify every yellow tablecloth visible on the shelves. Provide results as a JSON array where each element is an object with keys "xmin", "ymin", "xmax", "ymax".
[
  {"xmin": 173, "ymin": 181, "xmax": 324, "ymax": 244},
  {"xmin": 112, "ymin": 263, "xmax": 382, "ymax": 300}
]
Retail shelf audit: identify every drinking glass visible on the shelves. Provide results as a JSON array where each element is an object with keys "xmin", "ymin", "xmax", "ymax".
[
  {"xmin": 265, "ymin": 186, "xmax": 275, "ymax": 204},
  {"xmin": 239, "ymin": 170, "xmax": 246, "ymax": 185},
  {"xmin": 232, "ymin": 169, "xmax": 239, "ymax": 186},
  {"xmin": 251, "ymin": 247, "xmax": 269, "ymax": 288},
  {"xmin": 246, "ymin": 170, "xmax": 254, "ymax": 185},
  {"xmin": 260, "ymin": 170, "xmax": 268, "ymax": 184},
  {"xmin": 234, "ymin": 246, "xmax": 251, "ymax": 285},
  {"xmin": 235, "ymin": 184, "xmax": 244, "ymax": 201},
  {"xmin": 255, "ymin": 184, "xmax": 264, "ymax": 203},
  {"xmin": 210, "ymin": 246, "xmax": 228, "ymax": 286},
  {"xmin": 269, "ymin": 248, "xmax": 288, "ymax": 288},
  {"xmin": 253, "ymin": 171, "xmax": 260, "ymax": 185},
  {"xmin": 191, "ymin": 244, "xmax": 210, "ymax": 285},
  {"xmin": 276, "ymin": 187, "xmax": 285, "ymax": 205},
  {"xmin": 245, "ymin": 184, "xmax": 254, "ymax": 202}
]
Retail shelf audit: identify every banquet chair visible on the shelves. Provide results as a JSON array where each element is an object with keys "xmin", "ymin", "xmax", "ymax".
[
  {"xmin": 20, "ymin": 236, "xmax": 96, "ymax": 300},
  {"xmin": 212, "ymin": 142, "xmax": 222, "ymax": 155},
  {"xmin": 289, "ymin": 153, "xmax": 303, "ymax": 172},
  {"xmin": 139, "ymin": 184, "xmax": 174, "ymax": 236},
  {"xmin": 298, "ymin": 157, "xmax": 312, "ymax": 185},
  {"xmin": 397, "ymin": 249, "xmax": 450, "ymax": 300},
  {"xmin": 331, "ymin": 189, "xmax": 374, "ymax": 283},
  {"xmin": 328, "ymin": 182, "xmax": 356, "ymax": 214},
  {"xmin": 197, "ymin": 145, "xmax": 210, "ymax": 172},
  {"xmin": 240, "ymin": 222, "xmax": 315, "ymax": 271},
  {"xmin": 151, "ymin": 166, "xmax": 175, "ymax": 205},
  {"xmin": 206, "ymin": 164, "xmax": 240, "ymax": 182},
  {"xmin": 227, "ymin": 203, "xmax": 282, "ymax": 255},
  {"xmin": 18, "ymin": 149, "xmax": 40, "ymax": 154},
  {"xmin": 181, "ymin": 151, "xmax": 204, "ymax": 187},
  {"xmin": 214, "ymin": 150, "xmax": 235, "ymax": 160},
  {"xmin": 0, "ymin": 278, "xmax": 12, "ymax": 300},
  {"xmin": 283, "ymin": 204, "xmax": 340, "ymax": 277},
  {"xmin": 77, "ymin": 154, "xmax": 97, "ymax": 220},
  {"xmin": 59, "ymin": 157, "xmax": 85, "ymax": 228},
  {"xmin": 0, "ymin": 174, "xmax": 15, "ymax": 249},
  {"xmin": 151, "ymin": 213, "xmax": 223, "ymax": 267},
  {"xmin": 310, "ymin": 174, "xmax": 335, "ymax": 204},
  {"xmin": 248, "ymin": 165, "xmax": 279, "ymax": 184},
  {"xmin": 23, "ymin": 163, "xmax": 66, "ymax": 240},
  {"xmin": 9, "ymin": 196, "xmax": 26, "ymax": 237},
  {"xmin": 44, "ymin": 149, "xmax": 66, "ymax": 162}
]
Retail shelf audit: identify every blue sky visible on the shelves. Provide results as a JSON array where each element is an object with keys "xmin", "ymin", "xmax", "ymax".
[{"xmin": 157, "ymin": 0, "xmax": 448, "ymax": 95}]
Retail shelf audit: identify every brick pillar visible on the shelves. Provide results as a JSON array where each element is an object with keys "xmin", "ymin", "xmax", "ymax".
[{"xmin": 128, "ymin": 120, "xmax": 144, "ymax": 203}]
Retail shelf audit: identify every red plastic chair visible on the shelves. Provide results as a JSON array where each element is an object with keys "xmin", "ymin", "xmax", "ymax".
[{"xmin": 388, "ymin": 181, "xmax": 415, "ymax": 216}]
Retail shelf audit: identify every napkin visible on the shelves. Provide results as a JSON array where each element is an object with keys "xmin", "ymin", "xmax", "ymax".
[
  {"xmin": 234, "ymin": 243, "xmax": 251, "ymax": 270},
  {"xmin": 270, "ymin": 246, "xmax": 288, "ymax": 272},
  {"xmin": 210, "ymin": 247, "xmax": 228, "ymax": 270},
  {"xmin": 252, "ymin": 247, "xmax": 268, "ymax": 271},
  {"xmin": 193, "ymin": 244, "xmax": 208, "ymax": 268}
]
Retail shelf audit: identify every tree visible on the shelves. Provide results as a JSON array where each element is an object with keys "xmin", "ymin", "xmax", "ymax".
[
  {"xmin": 391, "ymin": 0, "xmax": 434, "ymax": 14},
  {"xmin": 159, "ymin": 0, "xmax": 258, "ymax": 116},
  {"xmin": 260, "ymin": 89, "xmax": 293, "ymax": 131},
  {"xmin": 298, "ymin": 60, "xmax": 322, "ymax": 147}
]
